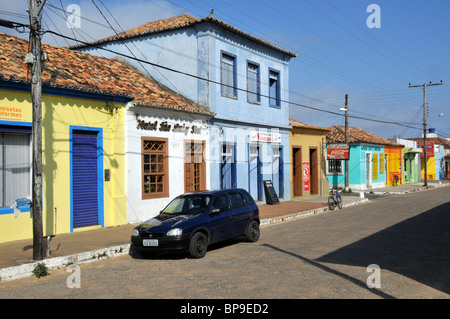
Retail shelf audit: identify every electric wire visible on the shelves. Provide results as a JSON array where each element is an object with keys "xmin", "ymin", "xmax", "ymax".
[{"xmin": 41, "ymin": 29, "xmax": 428, "ymax": 132}]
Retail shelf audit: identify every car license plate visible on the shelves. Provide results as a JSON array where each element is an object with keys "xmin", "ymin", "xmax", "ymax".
[{"xmin": 143, "ymin": 239, "xmax": 158, "ymax": 247}]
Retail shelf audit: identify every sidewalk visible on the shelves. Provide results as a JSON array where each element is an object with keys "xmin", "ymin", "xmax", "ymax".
[{"xmin": 0, "ymin": 181, "xmax": 447, "ymax": 282}]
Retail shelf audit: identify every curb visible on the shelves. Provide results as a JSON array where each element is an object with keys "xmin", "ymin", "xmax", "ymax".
[
  {"xmin": 0, "ymin": 244, "xmax": 130, "ymax": 282},
  {"xmin": 0, "ymin": 197, "xmax": 366, "ymax": 283},
  {"xmin": 369, "ymin": 183, "xmax": 449, "ymax": 195},
  {"xmin": 261, "ymin": 198, "xmax": 369, "ymax": 226}
]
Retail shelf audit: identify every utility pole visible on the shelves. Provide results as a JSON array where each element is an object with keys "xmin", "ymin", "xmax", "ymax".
[
  {"xmin": 28, "ymin": 0, "xmax": 47, "ymax": 261},
  {"xmin": 344, "ymin": 94, "xmax": 349, "ymax": 191},
  {"xmin": 409, "ymin": 81, "xmax": 443, "ymax": 187}
]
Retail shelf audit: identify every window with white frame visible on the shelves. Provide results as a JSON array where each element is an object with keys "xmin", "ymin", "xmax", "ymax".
[
  {"xmin": 327, "ymin": 159, "xmax": 343, "ymax": 174},
  {"xmin": 221, "ymin": 53, "xmax": 237, "ymax": 98},
  {"xmin": 0, "ymin": 130, "xmax": 31, "ymax": 207}
]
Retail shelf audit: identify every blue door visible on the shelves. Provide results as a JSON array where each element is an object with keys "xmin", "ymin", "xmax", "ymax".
[
  {"xmin": 72, "ymin": 130, "xmax": 99, "ymax": 228},
  {"xmin": 221, "ymin": 144, "xmax": 236, "ymax": 189}
]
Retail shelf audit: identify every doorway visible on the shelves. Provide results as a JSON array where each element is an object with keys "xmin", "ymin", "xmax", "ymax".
[
  {"xmin": 309, "ymin": 147, "xmax": 318, "ymax": 194},
  {"xmin": 292, "ymin": 147, "xmax": 302, "ymax": 196},
  {"xmin": 71, "ymin": 128, "xmax": 103, "ymax": 230},
  {"xmin": 221, "ymin": 143, "xmax": 236, "ymax": 189},
  {"xmin": 184, "ymin": 140, "xmax": 206, "ymax": 192},
  {"xmin": 366, "ymin": 153, "xmax": 372, "ymax": 188},
  {"xmin": 446, "ymin": 161, "xmax": 449, "ymax": 179}
]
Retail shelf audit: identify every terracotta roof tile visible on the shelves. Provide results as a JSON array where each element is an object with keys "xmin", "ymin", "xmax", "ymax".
[
  {"xmin": 327, "ymin": 125, "xmax": 397, "ymax": 146},
  {"xmin": 289, "ymin": 118, "xmax": 330, "ymax": 131},
  {"xmin": 406, "ymin": 137, "xmax": 450, "ymax": 150},
  {"xmin": 0, "ymin": 32, "xmax": 213, "ymax": 115},
  {"xmin": 70, "ymin": 13, "xmax": 298, "ymax": 57}
]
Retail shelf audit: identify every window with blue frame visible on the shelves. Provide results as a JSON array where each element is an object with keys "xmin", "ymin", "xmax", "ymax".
[
  {"xmin": 0, "ymin": 125, "xmax": 31, "ymax": 210},
  {"xmin": 247, "ymin": 62, "xmax": 260, "ymax": 103},
  {"xmin": 269, "ymin": 70, "xmax": 280, "ymax": 107},
  {"xmin": 221, "ymin": 52, "xmax": 237, "ymax": 98}
]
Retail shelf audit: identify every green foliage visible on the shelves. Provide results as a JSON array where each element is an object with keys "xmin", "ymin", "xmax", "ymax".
[{"xmin": 32, "ymin": 262, "xmax": 49, "ymax": 278}]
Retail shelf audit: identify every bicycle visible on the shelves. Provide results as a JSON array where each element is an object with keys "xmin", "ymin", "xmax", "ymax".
[
  {"xmin": 328, "ymin": 188, "xmax": 342, "ymax": 210},
  {"xmin": 393, "ymin": 174, "xmax": 399, "ymax": 186}
]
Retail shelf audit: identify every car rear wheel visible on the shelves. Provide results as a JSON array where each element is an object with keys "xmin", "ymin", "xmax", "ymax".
[
  {"xmin": 245, "ymin": 220, "xmax": 260, "ymax": 242},
  {"xmin": 188, "ymin": 232, "xmax": 207, "ymax": 258}
]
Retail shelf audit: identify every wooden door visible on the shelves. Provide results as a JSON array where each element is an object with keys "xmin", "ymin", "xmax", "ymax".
[
  {"xmin": 293, "ymin": 147, "xmax": 302, "ymax": 196},
  {"xmin": 184, "ymin": 141, "xmax": 206, "ymax": 192},
  {"xmin": 310, "ymin": 148, "xmax": 318, "ymax": 194}
]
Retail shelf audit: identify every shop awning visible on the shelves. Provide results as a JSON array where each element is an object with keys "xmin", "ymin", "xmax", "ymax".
[{"xmin": 403, "ymin": 147, "xmax": 422, "ymax": 154}]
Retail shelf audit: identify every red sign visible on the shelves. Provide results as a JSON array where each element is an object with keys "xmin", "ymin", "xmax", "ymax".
[
  {"xmin": 327, "ymin": 144, "xmax": 349, "ymax": 160},
  {"xmin": 419, "ymin": 142, "xmax": 434, "ymax": 157},
  {"xmin": 303, "ymin": 162, "xmax": 310, "ymax": 192}
]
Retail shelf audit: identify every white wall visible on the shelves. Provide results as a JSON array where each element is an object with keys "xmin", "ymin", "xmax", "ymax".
[{"xmin": 125, "ymin": 104, "xmax": 210, "ymax": 223}]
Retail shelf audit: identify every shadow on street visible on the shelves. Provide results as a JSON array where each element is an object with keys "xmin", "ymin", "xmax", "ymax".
[
  {"xmin": 316, "ymin": 201, "xmax": 450, "ymax": 295},
  {"xmin": 262, "ymin": 243, "xmax": 396, "ymax": 299}
]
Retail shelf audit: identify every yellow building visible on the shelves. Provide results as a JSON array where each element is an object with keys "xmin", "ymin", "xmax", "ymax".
[
  {"xmin": 0, "ymin": 88, "xmax": 128, "ymax": 243},
  {"xmin": 384, "ymin": 145, "xmax": 404, "ymax": 186},
  {"xmin": 289, "ymin": 118, "xmax": 330, "ymax": 198},
  {"xmin": 0, "ymin": 32, "xmax": 133, "ymax": 243},
  {"xmin": 0, "ymin": 33, "xmax": 203, "ymax": 244}
]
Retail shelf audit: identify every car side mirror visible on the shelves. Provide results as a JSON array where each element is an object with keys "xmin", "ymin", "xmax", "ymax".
[{"xmin": 210, "ymin": 206, "xmax": 230, "ymax": 214}]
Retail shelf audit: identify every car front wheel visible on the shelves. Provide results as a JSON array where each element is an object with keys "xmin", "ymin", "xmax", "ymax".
[
  {"xmin": 245, "ymin": 220, "xmax": 260, "ymax": 242},
  {"xmin": 188, "ymin": 232, "xmax": 207, "ymax": 258}
]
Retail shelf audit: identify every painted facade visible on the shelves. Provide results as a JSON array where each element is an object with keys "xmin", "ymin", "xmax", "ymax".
[
  {"xmin": 289, "ymin": 118, "xmax": 329, "ymax": 197},
  {"xmin": 125, "ymin": 104, "xmax": 212, "ymax": 223},
  {"xmin": 74, "ymin": 13, "xmax": 297, "ymax": 203},
  {"xmin": 326, "ymin": 144, "xmax": 386, "ymax": 190},
  {"xmin": 395, "ymin": 138, "xmax": 421, "ymax": 184},
  {"xmin": 384, "ymin": 145, "xmax": 404, "ymax": 186},
  {"xmin": 0, "ymin": 32, "xmax": 209, "ymax": 243},
  {"xmin": 406, "ymin": 132, "xmax": 450, "ymax": 181},
  {"xmin": 326, "ymin": 125, "xmax": 405, "ymax": 191},
  {"xmin": 0, "ymin": 86, "xmax": 128, "ymax": 244}
]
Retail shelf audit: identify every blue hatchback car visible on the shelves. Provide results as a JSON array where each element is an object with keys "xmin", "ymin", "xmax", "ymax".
[{"xmin": 130, "ymin": 188, "xmax": 260, "ymax": 258}]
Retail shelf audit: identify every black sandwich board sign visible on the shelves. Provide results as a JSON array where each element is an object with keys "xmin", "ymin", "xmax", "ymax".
[{"xmin": 263, "ymin": 180, "xmax": 280, "ymax": 205}]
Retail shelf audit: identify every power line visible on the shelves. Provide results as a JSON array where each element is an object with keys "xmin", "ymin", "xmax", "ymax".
[
  {"xmin": 41, "ymin": 28, "xmax": 428, "ymax": 131},
  {"xmin": 90, "ymin": 0, "xmax": 199, "ymax": 121},
  {"xmin": 150, "ymin": 0, "xmax": 422, "ymax": 106},
  {"xmin": 0, "ymin": 15, "xmax": 433, "ymax": 132}
]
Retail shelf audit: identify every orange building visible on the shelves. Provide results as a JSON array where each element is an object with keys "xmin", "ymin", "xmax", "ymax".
[{"xmin": 384, "ymin": 145, "xmax": 404, "ymax": 186}]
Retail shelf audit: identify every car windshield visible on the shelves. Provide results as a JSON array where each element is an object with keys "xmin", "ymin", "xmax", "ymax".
[{"xmin": 161, "ymin": 194, "xmax": 212, "ymax": 214}]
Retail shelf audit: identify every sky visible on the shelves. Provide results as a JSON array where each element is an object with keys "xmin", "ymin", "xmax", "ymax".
[{"xmin": 1, "ymin": 0, "xmax": 449, "ymax": 139}]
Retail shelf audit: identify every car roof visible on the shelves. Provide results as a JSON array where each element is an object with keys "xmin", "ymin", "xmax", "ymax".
[{"xmin": 181, "ymin": 188, "xmax": 249, "ymax": 196}]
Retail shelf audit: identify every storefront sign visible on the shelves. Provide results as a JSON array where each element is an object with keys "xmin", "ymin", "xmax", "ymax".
[
  {"xmin": 303, "ymin": 161, "xmax": 310, "ymax": 192},
  {"xmin": 0, "ymin": 106, "xmax": 23, "ymax": 121},
  {"xmin": 136, "ymin": 118, "xmax": 202, "ymax": 135},
  {"xmin": 419, "ymin": 142, "xmax": 434, "ymax": 158},
  {"xmin": 327, "ymin": 144, "xmax": 349, "ymax": 160},
  {"xmin": 249, "ymin": 131, "xmax": 281, "ymax": 143},
  {"xmin": 361, "ymin": 145, "xmax": 381, "ymax": 151}
]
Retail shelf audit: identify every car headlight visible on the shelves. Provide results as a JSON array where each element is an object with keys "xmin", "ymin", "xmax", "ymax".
[
  {"xmin": 167, "ymin": 228, "xmax": 183, "ymax": 236},
  {"xmin": 132, "ymin": 229, "xmax": 139, "ymax": 237}
]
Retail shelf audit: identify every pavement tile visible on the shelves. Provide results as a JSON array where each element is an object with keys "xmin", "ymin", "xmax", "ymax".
[{"xmin": 0, "ymin": 182, "xmax": 447, "ymax": 282}]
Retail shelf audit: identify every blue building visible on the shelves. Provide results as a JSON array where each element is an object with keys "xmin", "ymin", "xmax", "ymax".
[
  {"xmin": 73, "ymin": 13, "xmax": 297, "ymax": 202},
  {"xmin": 326, "ymin": 126, "xmax": 403, "ymax": 190}
]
